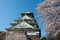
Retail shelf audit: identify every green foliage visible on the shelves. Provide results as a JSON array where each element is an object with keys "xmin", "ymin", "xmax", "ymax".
[{"xmin": 40, "ymin": 37, "xmax": 47, "ymax": 40}]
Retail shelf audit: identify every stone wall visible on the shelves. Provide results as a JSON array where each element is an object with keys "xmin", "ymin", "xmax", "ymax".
[{"xmin": 0, "ymin": 31, "xmax": 6, "ymax": 40}]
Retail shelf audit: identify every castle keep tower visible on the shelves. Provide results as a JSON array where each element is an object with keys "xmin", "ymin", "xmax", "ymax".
[{"xmin": 5, "ymin": 11, "xmax": 41, "ymax": 40}]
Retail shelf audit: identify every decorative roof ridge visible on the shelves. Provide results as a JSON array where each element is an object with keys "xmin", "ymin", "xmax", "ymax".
[
  {"xmin": 25, "ymin": 11, "xmax": 30, "ymax": 13},
  {"xmin": 20, "ymin": 14, "xmax": 33, "ymax": 20}
]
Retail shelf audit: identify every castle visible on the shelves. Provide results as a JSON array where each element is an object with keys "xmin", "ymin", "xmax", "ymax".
[{"xmin": 0, "ymin": 11, "xmax": 41, "ymax": 40}]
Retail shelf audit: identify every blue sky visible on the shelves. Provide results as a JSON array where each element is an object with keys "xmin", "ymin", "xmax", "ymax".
[{"xmin": 0, "ymin": 0, "xmax": 46, "ymax": 37}]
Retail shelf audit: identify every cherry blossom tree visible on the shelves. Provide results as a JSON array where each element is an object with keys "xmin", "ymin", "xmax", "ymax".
[{"xmin": 37, "ymin": 0, "xmax": 60, "ymax": 40}]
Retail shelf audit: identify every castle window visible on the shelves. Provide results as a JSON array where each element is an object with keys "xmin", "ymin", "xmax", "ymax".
[
  {"xmin": 32, "ymin": 21, "xmax": 34, "ymax": 23},
  {"xmin": 34, "ymin": 25, "xmax": 37, "ymax": 28},
  {"xmin": 28, "ymin": 21, "xmax": 31, "ymax": 23}
]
